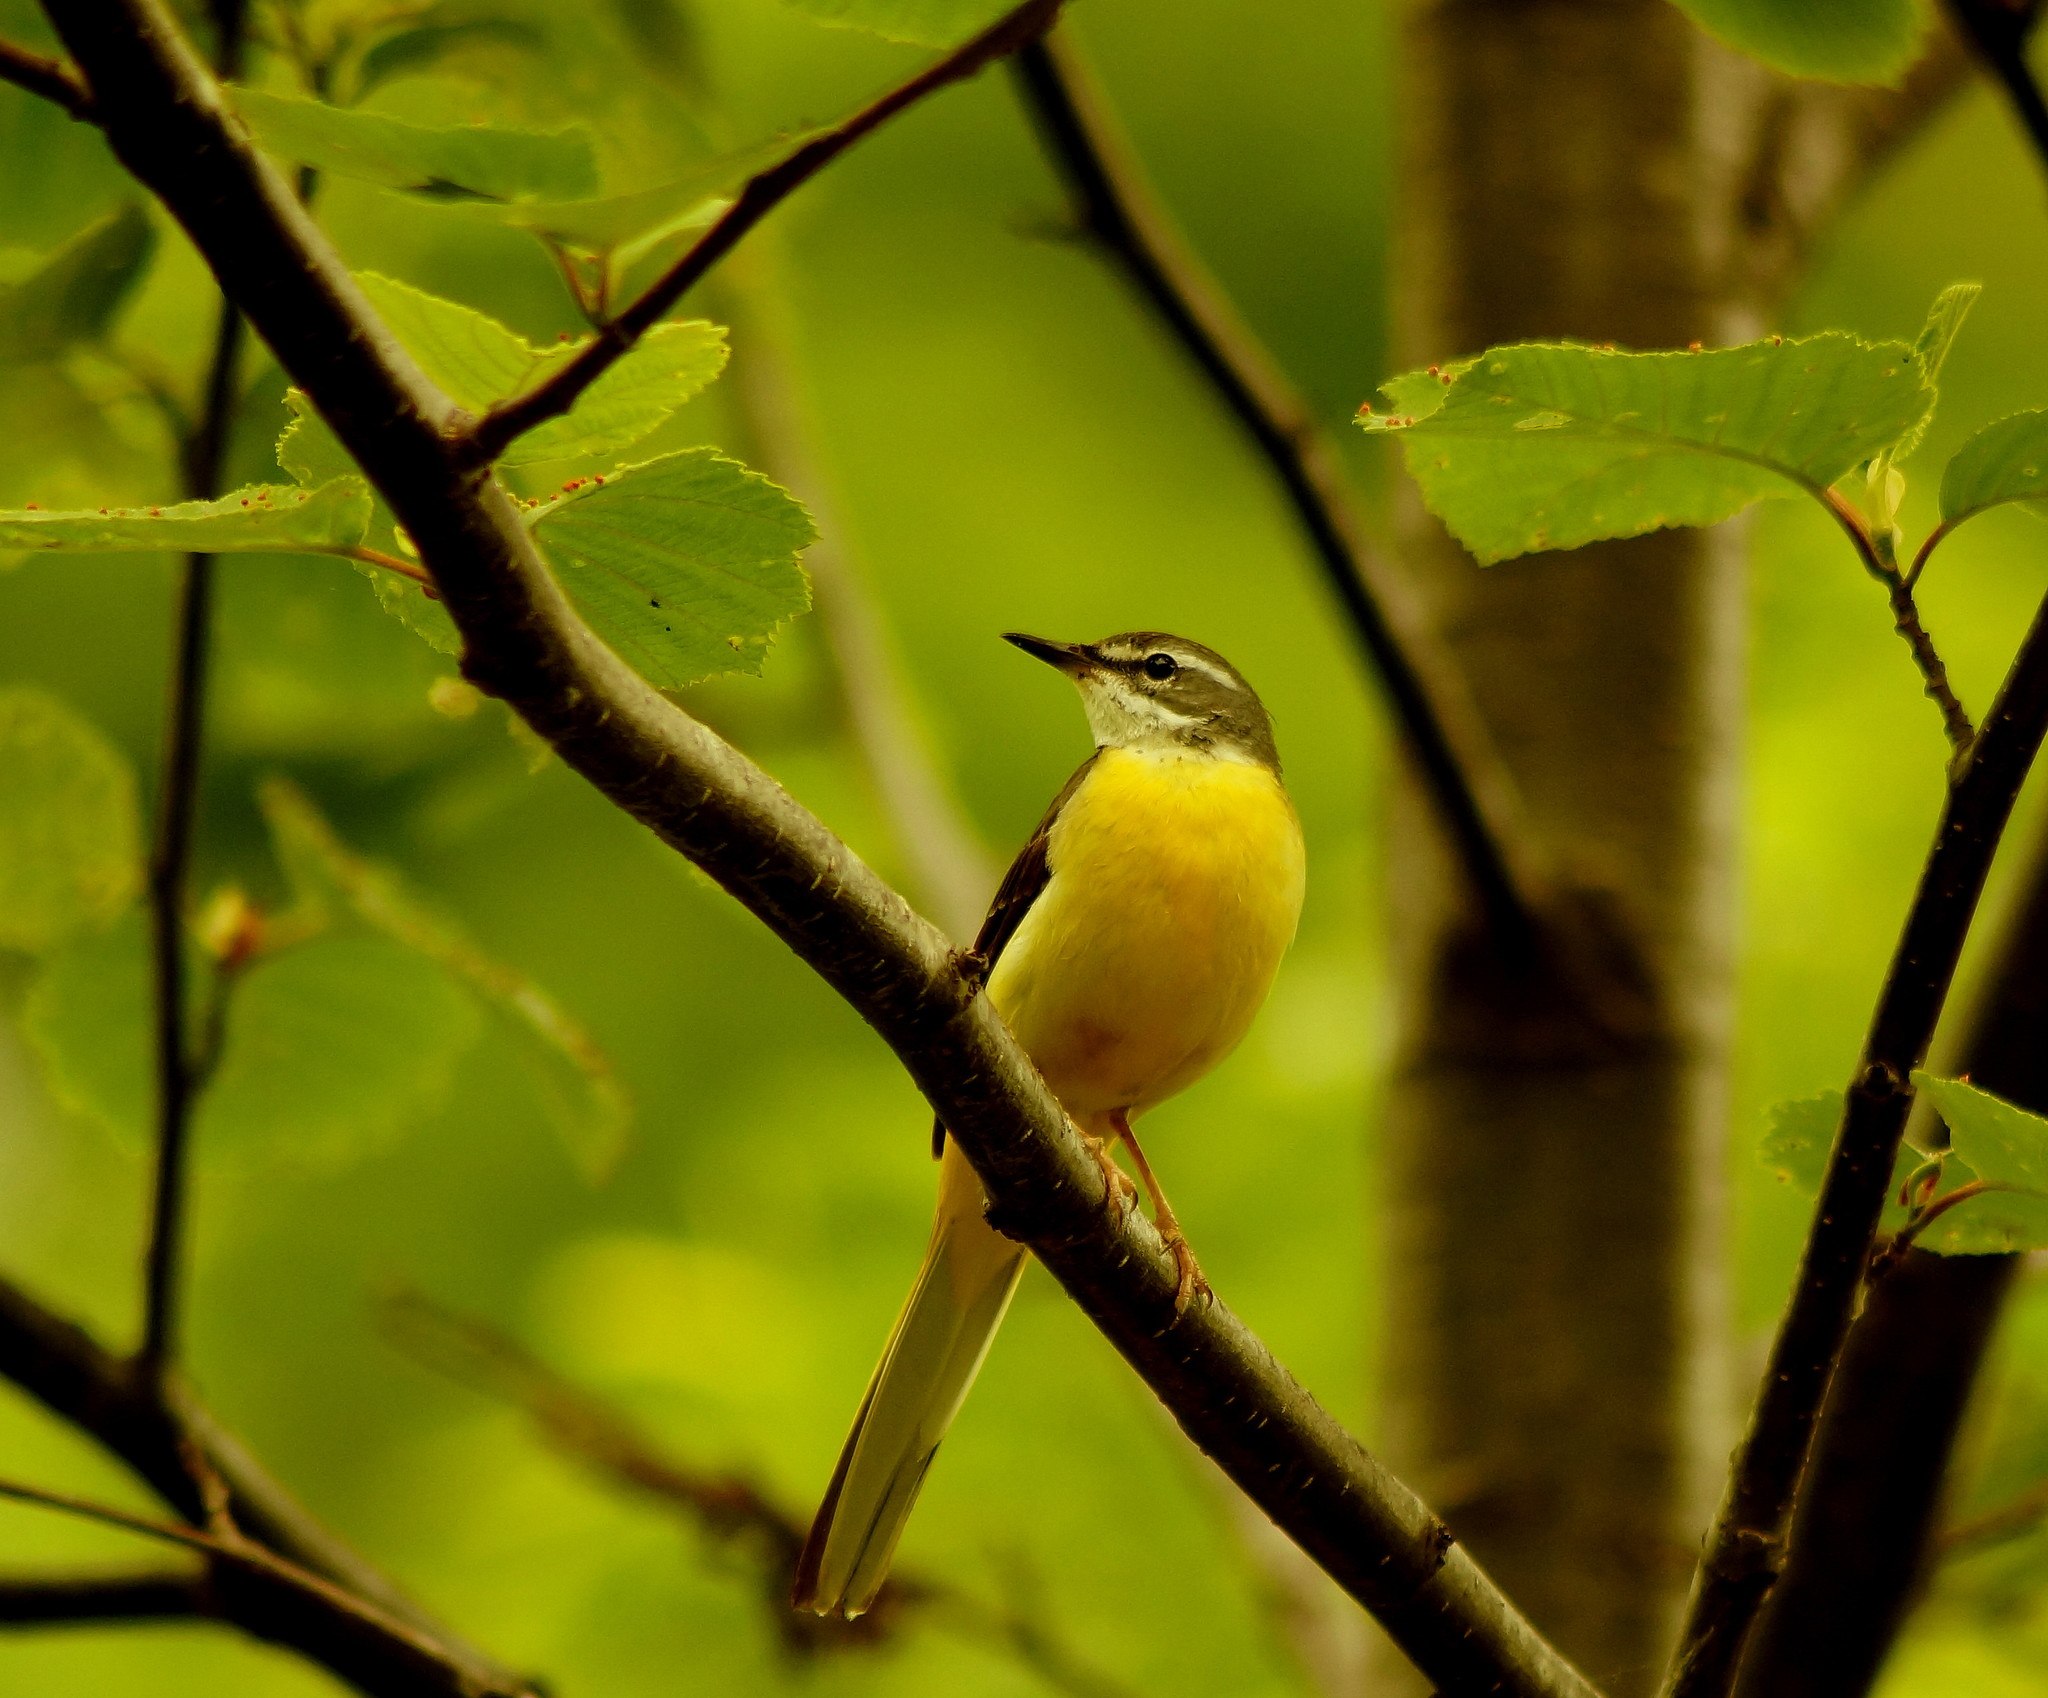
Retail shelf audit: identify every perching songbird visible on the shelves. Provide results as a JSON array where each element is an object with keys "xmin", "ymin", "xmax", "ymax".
[{"xmin": 792, "ymin": 630, "xmax": 1305, "ymax": 1620}]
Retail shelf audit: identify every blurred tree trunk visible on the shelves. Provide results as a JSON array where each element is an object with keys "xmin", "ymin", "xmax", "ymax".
[{"xmin": 1376, "ymin": 5, "xmax": 1758, "ymax": 1690}]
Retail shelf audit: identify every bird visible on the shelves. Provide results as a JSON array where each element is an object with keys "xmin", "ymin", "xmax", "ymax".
[{"xmin": 791, "ymin": 629, "xmax": 1306, "ymax": 1621}]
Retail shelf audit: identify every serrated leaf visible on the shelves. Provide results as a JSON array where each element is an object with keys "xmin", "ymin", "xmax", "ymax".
[
  {"xmin": 0, "ymin": 480, "xmax": 371, "ymax": 553},
  {"xmin": 276, "ymin": 390, "xmax": 358, "ymax": 487},
  {"xmin": 1916, "ymin": 1073, "xmax": 2048, "ymax": 1192},
  {"xmin": 1891, "ymin": 282, "xmax": 1978, "ymax": 462},
  {"xmin": 1938, "ymin": 410, "xmax": 2048, "ymax": 531},
  {"xmin": 259, "ymin": 779, "xmax": 631, "ymax": 1179},
  {"xmin": 201, "ymin": 935, "xmax": 482, "ymax": 1166},
  {"xmin": 1910, "ymin": 1074, "xmax": 2048, "ymax": 1255},
  {"xmin": 355, "ymin": 274, "xmax": 728, "ymax": 466},
  {"xmin": 529, "ymin": 449, "xmax": 815, "ymax": 688},
  {"xmin": 1666, "ymin": 0, "xmax": 1926, "ymax": 84},
  {"xmin": 1362, "ymin": 333, "xmax": 1930, "ymax": 564},
  {"xmin": 0, "ymin": 689, "xmax": 140, "ymax": 952},
  {"xmin": 780, "ymin": 0, "xmax": 1012, "ymax": 47},
  {"xmin": 234, "ymin": 87, "xmax": 598, "ymax": 203},
  {"xmin": 0, "ymin": 204, "xmax": 155, "ymax": 364}
]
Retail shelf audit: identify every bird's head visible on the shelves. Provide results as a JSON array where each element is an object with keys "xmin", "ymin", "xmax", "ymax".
[{"xmin": 1003, "ymin": 630, "xmax": 1279, "ymax": 770}]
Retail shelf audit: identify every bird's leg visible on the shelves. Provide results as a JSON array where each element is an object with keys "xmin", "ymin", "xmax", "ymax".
[
  {"xmin": 1080, "ymin": 1125, "xmax": 1137, "ymax": 1223},
  {"xmin": 1109, "ymin": 1110, "xmax": 1207, "ymax": 1314}
]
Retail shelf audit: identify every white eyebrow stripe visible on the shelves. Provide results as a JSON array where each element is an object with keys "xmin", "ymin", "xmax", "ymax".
[{"xmin": 1171, "ymin": 653, "xmax": 1239, "ymax": 689}]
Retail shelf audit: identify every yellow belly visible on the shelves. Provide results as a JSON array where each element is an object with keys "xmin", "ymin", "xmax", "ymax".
[{"xmin": 987, "ymin": 747, "xmax": 1305, "ymax": 1120}]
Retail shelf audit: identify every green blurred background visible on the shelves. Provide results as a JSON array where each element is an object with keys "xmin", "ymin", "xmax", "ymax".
[{"xmin": 4, "ymin": 1, "xmax": 2048, "ymax": 1694}]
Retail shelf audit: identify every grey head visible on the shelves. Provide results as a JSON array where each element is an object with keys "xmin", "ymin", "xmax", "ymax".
[{"xmin": 1003, "ymin": 630, "xmax": 1280, "ymax": 770}]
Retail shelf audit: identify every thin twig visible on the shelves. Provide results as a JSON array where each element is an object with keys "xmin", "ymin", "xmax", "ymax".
[
  {"xmin": 0, "ymin": 1568, "xmax": 207, "ymax": 1626},
  {"xmin": 0, "ymin": 34, "xmax": 92, "ymax": 117},
  {"xmin": 464, "ymin": 0, "xmax": 1069, "ymax": 465},
  {"xmin": 1940, "ymin": 1479, "xmax": 2048, "ymax": 1555},
  {"xmin": 136, "ymin": 0, "xmax": 248, "ymax": 1385},
  {"xmin": 1009, "ymin": 33, "xmax": 1547, "ymax": 952},
  {"xmin": 381, "ymin": 1290, "xmax": 1142, "ymax": 1698},
  {"xmin": 1664, "ymin": 580, "xmax": 2048, "ymax": 1695},
  {"xmin": 53, "ymin": 5, "xmax": 1598, "ymax": 1691},
  {"xmin": 0, "ymin": 1476, "xmax": 542, "ymax": 1697},
  {"xmin": 1821, "ymin": 489, "xmax": 1975, "ymax": 756}
]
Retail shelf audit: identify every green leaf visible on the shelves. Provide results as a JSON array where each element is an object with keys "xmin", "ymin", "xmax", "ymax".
[
  {"xmin": 276, "ymin": 390, "xmax": 358, "ymax": 487},
  {"xmin": 355, "ymin": 274, "xmax": 728, "ymax": 466},
  {"xmin": 1938, "ymin": 409, "xmax": 2048, "ymax": 531},
  {"xmin": 23, "ymin": 913, "xmax": 152, "ymax": 1139},
  {"xmin": 354, "ymin": 18, "xmax": 548, "ymax": 100},
  {"xmin": 0, "ymin": 204, "xmax": 155, "ymax": 364},
  {"xmin": 1761, "ymin": 1091, "xmax": 1843, "ymax": 1193},
  {"xmin": 529, "ymin": 449, "xmax": 816, "ymax": 689},
  {"xmin": 201, "ymin": 935, "xmax": 482, "ymax": 1166},
  {"xmin": 1910, "ymin": 1073, "xmax": 2048, "ymax": 1255},
  {"xmin": 779, "ymin": 0, "xmax": 1012, "ymax": 47},
  {"xmin": 1890, "ymin": 282, "xmax": 1978, "ymax": 462},
  {"xmin": 234, "ymin": 87, "xmax": 598, "ymax": 203},
  {"xmin": 1915, "ymin": 1073, "xmax": 2048, "ymax": 1192},
  {"xmin": 0, "ymin": 688, "xmax": 140, "ymax": 952},
  {"xmin": 1758, "ymin": 1088, "xmax": 1920, "ymax": 1229},
  {"xmin": 259, "ymin": 779, "xmax": 631, "ymax": 1179},
  {"xmin": 1664, "ymin": 0, "xmax": 1926, "ymax": 84},
  {"xmin": 1361, "ymin": 332, "xmax": 1930, "ymax": 564},
  {"xmin": 0, "ymin": 480, "xmax": 371, "ymax": 554}
]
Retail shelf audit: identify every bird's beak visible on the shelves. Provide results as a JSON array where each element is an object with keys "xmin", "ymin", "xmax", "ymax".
[{"xmin": 1002, "ymin": 632, "xmax": 1097, "ymax": 675}]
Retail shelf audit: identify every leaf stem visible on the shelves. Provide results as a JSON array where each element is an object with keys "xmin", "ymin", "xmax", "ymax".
[
  {"xmin": 0, "ymin": 34, "xmax": 92, "ymax": 117},
  {"xmin": 1820, "ymin": 488, "xmax": 1975, "ymax": 757},
  {"xmin": 325, "ymin": 543, "xmax": 438, "ymax": 593},
  {"xmin": 461, "ymin": 0, "xmax": 1070, "ymax": 465}
]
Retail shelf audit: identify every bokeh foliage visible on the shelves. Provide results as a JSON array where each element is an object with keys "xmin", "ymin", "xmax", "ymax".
[{"xmin": 2, "ymin": 2, "xmax": 2046, "ymax": 1697}]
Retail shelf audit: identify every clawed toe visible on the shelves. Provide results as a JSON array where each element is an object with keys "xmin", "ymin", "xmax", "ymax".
[{"xmin": 1165, "ymin": 1232, "xmax": 1208, "ymax": 1315}]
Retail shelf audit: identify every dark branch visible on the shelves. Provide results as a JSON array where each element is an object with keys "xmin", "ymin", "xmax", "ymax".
[
  {"xmin": 41, "ymin": 5, "xmax": 1597, "ymax": 1693},
  {"xmin": 1943, "ymin": 0, "xmax": 2048, "ymax": 172},
  {"xmin": 0, "ymin": 34, "xmax": 92, "ymax": 117},
  {"xmin": 464, "ymin": 0, "xmax": 1069, "ymax": 464},
  {"xmin": 382, "ymin": 1291, "xmax": 1140, "ymax": 1698},
  {"xmin": 1665, "ymin": 568, "xmax": 2048, "ymax": 1696},
  {"xmin": 0, "ymin": 1272, "xmax": 525, "ymax": 1695},
  {"xmin": 0, "ymin": 1567, "xmax": 207, "ymax": 1626},
  {"xmin": 1009, "ymin": 33, "xmax": 1547, "ymax": 952},
  {"xmin": 0, "ymin": 1477, "xmax": 539, "ymax": 1698}
]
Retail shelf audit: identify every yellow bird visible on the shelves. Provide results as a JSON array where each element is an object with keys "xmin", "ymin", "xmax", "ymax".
[{"xmin": 793, "ymin": 630, "xmax": 1306, "ymax": 1619}]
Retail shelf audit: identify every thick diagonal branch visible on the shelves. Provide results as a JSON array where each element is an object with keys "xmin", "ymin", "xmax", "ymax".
[
  {"xmin": 1664, "ymin": 578, "xmax": 2048, "ymax": 1698},
  {"xmin": 465, "ymin": 0, "xmax": 1068, "ymax": 465},
  {"xmin": 40, "ymin": 4, "xmax": 1597, "ymax": 1692},
  {"xmin": 1010, "ymin": 33, "xmax": 1546, "ymax": 950}
]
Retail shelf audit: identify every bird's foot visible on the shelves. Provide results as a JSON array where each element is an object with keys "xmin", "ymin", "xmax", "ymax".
[
  {"xmin": 1083, "ymin": 1133, "xmax": 1137, "ymax": 1222},
  {"xmin": 1160, "ymin": 1226, "xmax": 1210, "ymax": 1316}
]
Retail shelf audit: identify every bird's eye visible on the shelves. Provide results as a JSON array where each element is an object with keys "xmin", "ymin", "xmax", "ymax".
[{"xmin": 1142, "ymin": 652, "xmax": 1178, "ymax": 681}]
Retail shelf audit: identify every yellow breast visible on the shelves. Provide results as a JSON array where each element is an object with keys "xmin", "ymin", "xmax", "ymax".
[{"xmin": 988, "ymin": 747, "xmax": 1305, "ymax": 1121}]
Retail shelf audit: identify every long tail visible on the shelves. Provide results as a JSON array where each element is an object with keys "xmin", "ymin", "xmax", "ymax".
[{"xmin": 793, "ymin": 1138, "xmax": 1028, "ymax": 1618}]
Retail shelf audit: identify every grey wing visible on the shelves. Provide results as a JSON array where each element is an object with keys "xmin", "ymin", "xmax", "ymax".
[{"xmin": 933, "ymin": 750, "xmax": 1098, "ymax": 1158}]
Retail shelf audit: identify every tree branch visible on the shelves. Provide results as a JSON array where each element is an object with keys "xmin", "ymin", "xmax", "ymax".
[
  {"xmin": 40, "ymin": 4, "xmax": 1599, "ymax": 1692},
  {"xmin": 1665, "ymin": 575, "xmax": 2048, "ymax": 1696},
  {"xmin": 0, "ymin": 34, "xmax": 92, "ymax": 117},
  {"xmin": 463, "ymin": 0, "xmax": 1070, "ymax": 466},
  {"xmin": 0, "ymin": 1567, "xmax": 207, "ymax": 1626},
  {"xmin": 1008, "ymin": 32, "xmax": 1548, "ymax": 952},
  {"xmin": 1943, "ymin": 0, "xmax": 2048, "ymax": 173},
  {"xmin": 0, "ymin": 1272, "xmax": 524, "ymax": 1694},
  {"xmin": 0, "ymin": 1477, "xmax": 539, "ymax": 1698}
]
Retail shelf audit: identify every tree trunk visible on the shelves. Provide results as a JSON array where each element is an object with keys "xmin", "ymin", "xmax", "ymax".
[{"xmin": 1377, "ymin": 5, "xmax": 1757, "ymax": 1689}]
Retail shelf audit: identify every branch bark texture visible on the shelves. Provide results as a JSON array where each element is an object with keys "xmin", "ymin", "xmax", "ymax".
[{"xmin": 34, "ymin": 2, "xmax": 1598, "ymax": 1694}]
